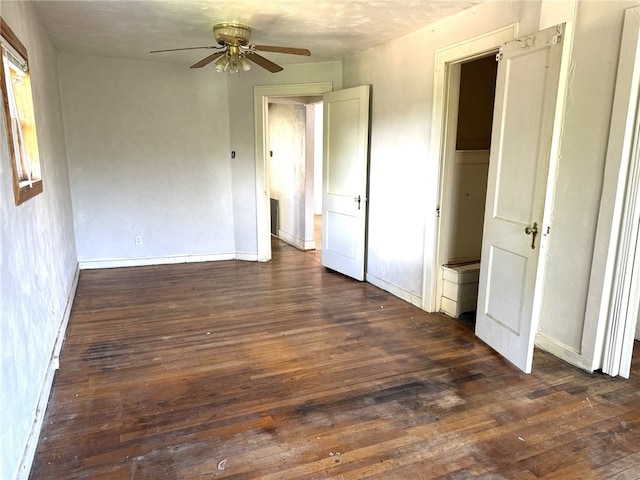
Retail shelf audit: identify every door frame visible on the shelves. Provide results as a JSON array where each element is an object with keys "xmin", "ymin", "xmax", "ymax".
[
  {"xmin": 254, "ymin": 82, "xmax": 333, "ymax": 262},
  {"xmin": 432, "ymin": 56, "xmax": 496, "ymax": 315},
  {"xmin": 590, "ymin": 5, "xmax": 640, "ymax": 377},
  {"xmin": 422, "ymin": 24, "xmax": 519, "ymax": 312}
]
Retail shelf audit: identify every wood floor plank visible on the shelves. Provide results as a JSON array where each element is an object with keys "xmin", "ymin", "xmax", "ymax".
[{"xmin": 29, "ymin": 239, "xmax": 640, "ymax": 479}]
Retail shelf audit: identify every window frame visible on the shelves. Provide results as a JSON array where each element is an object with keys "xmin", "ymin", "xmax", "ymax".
[{"xmin": 1, "ymin": 17, "xmax": 43, "ymax": 205}]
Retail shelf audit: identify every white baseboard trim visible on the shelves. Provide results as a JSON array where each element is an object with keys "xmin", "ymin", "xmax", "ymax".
[
  {"xmin": 277, "ymin": 230, "xmax": 316, "ymax": 251},
  {"xmin": 535, "ymin": 332, "xmax": 594, "ymax": 373},
  {"xmin": 235, "ymin": 252, "xmax": 259, "ymax": 262},
  {"xmin": 365, "ymin": 273, "xmax": 422, "ymax": 307},
  {"xmin": 17, "ymin": 265, "xmax": 80, "ymax": 480},
  {"xmin": 277, "ymin": 230, "xmax": 302, "ymax": 250},
  {"xmin": 79, "ymin": 253, "xmax": 237, "ymax": 270}
]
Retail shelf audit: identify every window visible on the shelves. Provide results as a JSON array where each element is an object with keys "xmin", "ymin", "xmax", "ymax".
[{"xmin": 1, "ymin": 17, "xmax": 42, "ymax": 205}]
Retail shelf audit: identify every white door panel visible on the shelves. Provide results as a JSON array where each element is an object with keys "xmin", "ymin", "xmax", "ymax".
[
  {"xmin": 322, "ymin": 85, "xmax": 370, "ymax": 280},
  {"xmin": 476, "ymin": 25, "xmax": 565, "ymax": 373}
]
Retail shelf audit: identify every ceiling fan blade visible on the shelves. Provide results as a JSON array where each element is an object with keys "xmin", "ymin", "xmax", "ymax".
[
  {"xmin": 245, "ymin": 52, "xmax": 283, "ymax": 73},
  {"xmin": 150, "ymin": 45, "xmax": 220, "ymax": 53},
  {"xmin": 252, "ymin": 45, "xmax": 311, "ymax": 56},
  {"xmin": 190, "ymin": 50, "xmax": 226, "ymax": 69}
]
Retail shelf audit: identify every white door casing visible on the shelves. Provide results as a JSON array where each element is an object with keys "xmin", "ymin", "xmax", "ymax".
[
  {"xmin": 596, "ymin": 6, "xmax": 640, "ymax": 378},
  {"xmin": 254, "ymin": 83, "xmax": 333, "ymax": 262},
  {"xmin": 475, "ymin": 25, "xmax": 566, "ymax": 373},
  {"xmin": 424, "ymin": 24, "xmax": 519, "ymax": 313},
  {"xmin": 322, "ymin": 85, "xmax": 371, "ymax": 281}
]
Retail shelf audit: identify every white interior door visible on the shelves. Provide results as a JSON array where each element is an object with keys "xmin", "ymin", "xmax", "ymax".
[
  {"xmin": 476, "ymin": 25, "xmax": 565, "ymax": 373},
  {"xmin": 322, "ymin": 85, "xmax": 370, "ymax": 280}
]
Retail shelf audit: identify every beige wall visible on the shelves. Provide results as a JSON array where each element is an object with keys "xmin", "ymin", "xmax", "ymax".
[{"xmin": 456, "ymin": 56, "xmax": 497, "ymax": 151}]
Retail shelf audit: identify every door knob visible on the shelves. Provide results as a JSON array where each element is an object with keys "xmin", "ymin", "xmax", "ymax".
[{"xmin": 524, "ymin": 222, "xmax": 539, "ymax": 249}]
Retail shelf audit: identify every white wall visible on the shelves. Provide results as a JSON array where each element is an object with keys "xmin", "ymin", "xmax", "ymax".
[
  {"xmin": 227, "ymin": 62, "xmax": 342, "ymax": 257},
  {"xmin": 4, "ymin": 2, "xmax": 637, "ymax": 475},
  {"xmin": 343, "ymin": 1, "xmax": 541, "ymax": 304},
  {"xmin": 447, "ymin": 150, "xmax": 489, "ymax": 262},
  {"xmin": 0, "ymin": 2, "xmax": 77, "ymax": 479},
  {"xmin": 58, "ymin": 56, "xmax": 340, "ymax": 266},
  {"xmin": 343, "ymin": 0, "xmax": 640, "ymax": 371},
  {"xmin": 58, "ymin": 53, "xmax": 235, "ymax": 267},
  {"xmin": 538, "ymin": 0, "xmax": 640, "ymax": 367},
  {"xmin": 445, "ymin": 56, "xmax": 495, "ymax": 263},
  {"xmin": 269, "ymin": 102, "xmax": 308, "ymax": 248}
]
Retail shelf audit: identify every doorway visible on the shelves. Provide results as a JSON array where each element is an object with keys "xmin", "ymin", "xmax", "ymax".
[
  {"xmin": 255, "ymin": 83, "xmax": 371, "ymax": 281},
  {"xmin": 437, "ymin": 55, "xmax": 498, "ymax": 320},
  {"xmin": 422, "ymin": 25, "xmax": 517, "ymax": 313},
  {"xmin": 267, "ymin": 98, "xmax": 323, "ymax": 252},
  {"xmin": 254, "ymin": 82, "xmax": 333, "ymax": 262},
  {"xmin": 431, "ymin": 24, "xmax": 569, "ymax": 373}
]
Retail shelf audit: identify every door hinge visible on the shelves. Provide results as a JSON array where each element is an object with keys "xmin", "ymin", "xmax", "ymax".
[
  {"xmin": 496, "ymin": 45, "xmax": 504, "ymax": 62},
  {"xmin": 551, "ymin": 24, "xmax": 563, "ymax": 45},
  {"xmin": 436, "ymin": 206, "xmax": 441, "ymax": 218}
]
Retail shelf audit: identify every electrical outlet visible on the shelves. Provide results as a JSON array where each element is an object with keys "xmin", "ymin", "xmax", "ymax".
[{"xmin": 134, "ymin": 235, "xmax": 143, "ymax": 246}]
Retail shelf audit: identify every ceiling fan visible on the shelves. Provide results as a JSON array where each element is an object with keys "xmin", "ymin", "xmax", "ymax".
[{"xmin": 150, "ymin": 23, "xmax": 311, "ymax": 73}]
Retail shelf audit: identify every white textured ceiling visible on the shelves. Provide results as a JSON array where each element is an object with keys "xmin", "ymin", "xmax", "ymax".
[{"xmin": 32, "ymin": 0, "xmax": 487, "ymax": 68}]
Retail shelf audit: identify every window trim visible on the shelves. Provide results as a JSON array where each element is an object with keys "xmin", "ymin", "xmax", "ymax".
[{"xmin": 1, "ymin": 17, "xmax": 43, "ymax": 205}]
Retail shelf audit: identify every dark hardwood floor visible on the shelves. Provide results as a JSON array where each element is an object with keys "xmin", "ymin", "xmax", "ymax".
[{"xmin": 30, "ymin": 239, "xmax": 640, "ymax": 479}]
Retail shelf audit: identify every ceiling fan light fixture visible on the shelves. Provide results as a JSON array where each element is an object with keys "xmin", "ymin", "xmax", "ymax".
[
  {"xmin": 240, "ymin": 56, "xmax": 251, "ymax": 72},
  {"xmin": 213, "ymin": 50, "xmax": 249, "ymax": 74},
  {"xmin": 225, "ymin": 46, "xmax": 245, "ymax": 74},
  {"xmin": 151, "ymin": 22, "xmax": 308, "ymax": 74},
  {"xmin": 214, "ymin": 54, "xmax": 229, "ymax": 72},
  {"xmin": 227, "ymin": 60, "xmax": 241, "ymax": 73}
]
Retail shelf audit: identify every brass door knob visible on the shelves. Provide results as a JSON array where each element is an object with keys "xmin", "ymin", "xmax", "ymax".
[{"xmin": 525, "ymin": 222, "xmax": 539, "ymax": 249}]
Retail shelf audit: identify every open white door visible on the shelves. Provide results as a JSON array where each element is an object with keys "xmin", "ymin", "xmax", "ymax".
[
  {"xmin": 476, "ymin": 25, "xmax": 566, "ymax": 373},
  {"xmin": 322, "ymin": 85, "xmax": 370, "ymax": 280}
]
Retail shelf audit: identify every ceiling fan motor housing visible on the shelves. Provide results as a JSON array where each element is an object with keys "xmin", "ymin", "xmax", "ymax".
[{"xmin": 213, "ymin": 23, "xmax": 251, "ymax": 46}]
